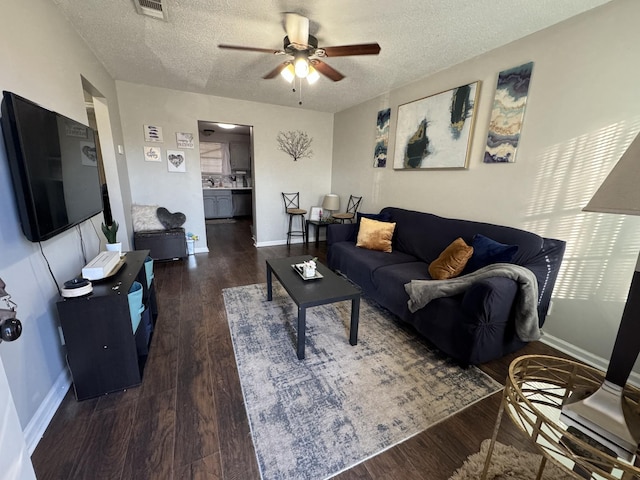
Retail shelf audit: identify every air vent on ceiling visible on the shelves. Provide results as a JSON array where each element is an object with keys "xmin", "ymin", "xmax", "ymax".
[{"xmin": 133, "ymin": 0, "xmax": 168, "ymax": 21}]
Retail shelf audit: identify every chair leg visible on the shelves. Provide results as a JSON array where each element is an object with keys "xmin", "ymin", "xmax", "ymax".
[
  {"xmin": 301, "ymin": 215, "xmax": 307, "ymax": 244},
  {"xmin": 285, "ymin": 213, "xmax": 307, "ymax": 246},
  {"xmin": 287, "ymin": 214, "xmax": 293, "ymax": 247}
]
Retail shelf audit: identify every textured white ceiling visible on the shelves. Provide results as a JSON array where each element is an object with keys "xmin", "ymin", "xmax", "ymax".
[{"xmin": 51, "ymin": 0, "xmax": 610, "ymax": 113}]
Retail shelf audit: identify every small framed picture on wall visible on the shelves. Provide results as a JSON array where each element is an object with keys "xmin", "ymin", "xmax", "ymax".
[{"xmin": 167, "ymin": 150, "xmax": 186, "ymax": 172}]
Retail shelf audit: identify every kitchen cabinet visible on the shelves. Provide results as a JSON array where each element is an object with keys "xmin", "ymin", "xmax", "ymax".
[
  {"xmin": 230, "ymin": 142, "xmax": 251, "ymax": 170},
  {"xmin": 203, "ymin": 189, "xmax": 233, "ymax": 218},
  {"xmin": 232, "ymin": 189, "xmax": 252, "ymax": 216}
]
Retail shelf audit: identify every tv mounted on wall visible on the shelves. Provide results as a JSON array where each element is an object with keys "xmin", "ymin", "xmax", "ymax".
[{"xmin": 1, "ymin": 91, "xmax": 103, "ymax": 242}]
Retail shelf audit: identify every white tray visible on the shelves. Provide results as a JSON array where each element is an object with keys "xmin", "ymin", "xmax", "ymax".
[{"xmin": 292, "ymin": 264, "xmax": 323, "ymax": 281}]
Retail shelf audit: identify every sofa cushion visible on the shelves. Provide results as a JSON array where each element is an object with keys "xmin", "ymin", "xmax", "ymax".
[
  {"xmin": 356, "ymin": 217, "xmax": 396, "ymax": 252},
  {"xmin": 429, "ymin": 238, "xmax": 474, "ymax": 279},
  {"xmin": 357, "ymin": 211, "xmax": 393, "ymax": 224},
  {"xmin": 328, "ymin": 241, "xmax": 418, "ymax": 294},
  {"xmin": 380, "ymin": 207, "xmax": 544, "ymax": 266},
  {"xmin": 371, "ymin": 262, "xmax": 432, "ymax": 318},
  {"xmin": 464, "ymin": 234, "xmax": 518, "ymax": 273}
]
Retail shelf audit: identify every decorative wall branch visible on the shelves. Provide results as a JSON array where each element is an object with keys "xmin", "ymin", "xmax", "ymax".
[{"xmin": 276, "ymin": 130, "xmax": 314, "ymax": 161}]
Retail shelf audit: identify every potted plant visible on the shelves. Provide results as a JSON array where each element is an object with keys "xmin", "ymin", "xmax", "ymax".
[{"xmin": 101, "ymin": 221, "xmax": 121, "ymax": 255}]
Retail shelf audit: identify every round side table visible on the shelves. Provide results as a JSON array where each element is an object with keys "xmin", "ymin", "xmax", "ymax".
[{"xmin": 482, "ymin": 355, "xmax": 640, "ymax": 479}]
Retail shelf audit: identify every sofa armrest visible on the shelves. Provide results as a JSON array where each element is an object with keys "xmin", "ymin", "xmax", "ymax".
[
  {"xmin": 457, "ymin": 276, "xmax": 526, "ymax": 365},
  {"xmin": 327, "ymin": 223, "xmax": 357, "ymax": 246},
  {"xmin": 460, "ymin": 277, "xmax": 519, "ymax": 327}
]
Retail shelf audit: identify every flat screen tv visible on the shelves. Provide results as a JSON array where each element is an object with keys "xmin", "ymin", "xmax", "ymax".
[{"xmin": 1, "ymin": 91, "xmax": 103, "ymax": 242}]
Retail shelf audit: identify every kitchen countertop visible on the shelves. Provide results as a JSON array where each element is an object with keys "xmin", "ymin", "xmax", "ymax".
[{"xmin": 202, "ymin": 186, "xmax": 253, "ymax": 190}]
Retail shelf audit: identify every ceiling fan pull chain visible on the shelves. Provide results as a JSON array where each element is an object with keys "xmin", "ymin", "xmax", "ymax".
[{"xmin": 299, "ymin": 78, "xmax": 303, "ymax": 105}]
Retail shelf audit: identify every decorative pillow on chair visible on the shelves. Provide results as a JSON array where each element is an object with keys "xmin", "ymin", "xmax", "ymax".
[
  {"xmin": 428, "ymin": 238, "xmax": 474, "ymax": 280},
  {"xmin": 464, "ymin": 234, "xmax": 519, "ymax": 273},
  {"xmin": 356, "ymin": 217, "xmax": 396, "ymax": 253},
  {"xmin": 156, "ymin": 207, "xmax": 186, "ymax": 229},
  {"xmin": 131, "ymin": 204, "xmax": 165, "ymax": 232}
]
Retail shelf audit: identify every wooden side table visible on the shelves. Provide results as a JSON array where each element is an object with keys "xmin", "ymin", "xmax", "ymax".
[{"xmin": 482, "ymin": 355, "xmax": 640, "ymax": 479}]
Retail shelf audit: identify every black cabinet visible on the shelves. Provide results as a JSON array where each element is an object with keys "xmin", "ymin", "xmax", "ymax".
[
  {"xmin": 56, "ymin": 250, "xmax": 157, "ymax": 400},
  {"xmin": 232, "ymin": 189, "xmax": 252, "ymax": 217}
]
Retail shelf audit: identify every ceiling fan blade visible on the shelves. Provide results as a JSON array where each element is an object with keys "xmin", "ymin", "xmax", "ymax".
[
  {"xmin": 321, "ymin": 43, "xmax": 381, "ymax": 57},
  {"xmin": 218, "ymin": 44, "xmax": 283, "ymax": 55},
  {"xmin": 311, "ymin": 60, "xmax": 345, "ymax": 82},
  {"xmin": 263, "ymin": 63, "xmax": 289, "ymax": 79},
  {"xmin": 284, "ymin": 13, "xmax": 309, "ymax": 46}
]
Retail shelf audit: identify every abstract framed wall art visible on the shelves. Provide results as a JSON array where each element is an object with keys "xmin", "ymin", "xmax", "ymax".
[
  {"xmin": 373, "ymin": 108, "xmax": 390, "ymax": 168},
  {"xmin": 393, "ymin": 82, "xmax": 479, "ymax": 170},
  {"xmin": 484, "ymin": 62, "xmax": 534, "ymax": 163}
]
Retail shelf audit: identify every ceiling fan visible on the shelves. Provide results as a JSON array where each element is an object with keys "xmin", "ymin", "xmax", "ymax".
[{"xmin": 218, "ymin": 13, "xmax": 381, "ymax": 83}]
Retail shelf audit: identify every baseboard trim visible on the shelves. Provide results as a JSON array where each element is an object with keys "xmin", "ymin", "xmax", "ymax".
[
  {"xmin": 194, "ymin": 246, "xmax": 209, "ymax": 253},
  {"xmin": 24, "ymin": 367, "xmax": 71, "ymax": 454},
  {"xmin": 255, "ymin": 239, "xmax": 303, "ymax": 247},
  {"xmin": 541, "ymin": 332, "xmax": 640, "ymax": 387}
]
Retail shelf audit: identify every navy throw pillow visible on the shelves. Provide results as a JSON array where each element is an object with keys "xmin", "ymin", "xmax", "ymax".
[{"xmin": 464, "ymin": 234, "xmax": 518, "ymax": 273}]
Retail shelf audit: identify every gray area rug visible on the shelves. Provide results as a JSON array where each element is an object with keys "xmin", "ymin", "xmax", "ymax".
[
  {"xmin": 223, "ymin": 283, "xmax": 502, "ymax": 480},
  {"xmin": 449, "ymin": 439, "xmax": 575, "ymax": 480}
]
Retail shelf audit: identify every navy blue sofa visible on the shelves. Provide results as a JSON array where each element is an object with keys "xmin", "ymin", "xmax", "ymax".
[{"xmin": 327, "ymin": 207, "xmax": 566, "ymax": 365}]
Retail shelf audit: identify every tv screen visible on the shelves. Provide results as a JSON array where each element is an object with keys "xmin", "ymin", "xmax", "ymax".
[{"xmin": 1, "ymin": 91, "xmax": 103, "ymax": 242}]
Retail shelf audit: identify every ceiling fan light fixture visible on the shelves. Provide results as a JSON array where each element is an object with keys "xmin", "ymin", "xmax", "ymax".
[
  {"xmin": 281, "ymin": 64, "xmax": 295, "ymax": 83},
  {"xmin": 294, "ymin": 57, "xmax": 309, "ymax": 78},
  {"xmin": 307, "ymin": 65, "xmax": 320, "ymax": 85}
]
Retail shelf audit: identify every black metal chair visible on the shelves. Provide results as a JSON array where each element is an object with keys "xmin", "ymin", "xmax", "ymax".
[
  {"xmin": 282, "ymin": 192, "xmax": 307, "ymax": 246},
  {"xmin": 332, "ymin": 195, "xmax": 362, "ymax": 223}
]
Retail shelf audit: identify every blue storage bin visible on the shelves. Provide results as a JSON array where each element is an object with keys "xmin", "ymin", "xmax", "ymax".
[
  {"xmin": 144, "ymin": 256, "xmax": 154, "ymax": 289},
  {"xmin": 128, "ymin": 281, "xmax": 145, "ymax": 333}
]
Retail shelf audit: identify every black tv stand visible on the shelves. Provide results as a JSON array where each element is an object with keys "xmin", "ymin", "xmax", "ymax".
[{"xmin": 56, "ymin": 250, "xmax": 158, "ymax": 400}]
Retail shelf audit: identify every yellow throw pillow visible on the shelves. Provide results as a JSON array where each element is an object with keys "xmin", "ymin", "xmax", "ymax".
[
  {"xmin": 428, "ymin": 238, "xmax": 474, "ymax": 280},
  {"xmin": 356, "ymin": 217, "xmax": 396, "ymax": 253}
]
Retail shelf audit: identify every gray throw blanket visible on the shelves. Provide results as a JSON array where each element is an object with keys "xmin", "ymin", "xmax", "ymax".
[{"xmin": 404, "ymin": 263, "xmax": 541, "ymax": 342}]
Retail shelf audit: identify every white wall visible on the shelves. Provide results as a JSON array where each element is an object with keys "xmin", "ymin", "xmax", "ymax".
[
  {"xmin": 116, "ymin": 81, "xmax": 333, "ymax": 247},
  {"xmin": 332, "ymin": 0, "xmax": 640, "ymax": 377},
  {"xmin": 0, "ymin": 0, "xmax": 130, "ymax": 452}
]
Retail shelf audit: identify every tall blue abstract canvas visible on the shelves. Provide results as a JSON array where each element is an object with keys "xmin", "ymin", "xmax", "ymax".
[
  {"xmin": 484, "ymin": 62, "xmax": 534, "ymax": 163},
  {"xmin": 374, "ymin": 108, "xmax": 390, "ymax": 167}
]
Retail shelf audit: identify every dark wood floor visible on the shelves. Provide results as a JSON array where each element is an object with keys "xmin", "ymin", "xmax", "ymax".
[{"xmin": 32, "ymin": 218, "xmax": 571, "ymax": 480}]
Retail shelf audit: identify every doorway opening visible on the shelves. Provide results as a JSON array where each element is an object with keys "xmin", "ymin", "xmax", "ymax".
[
  {"xmin": 197, "ymin": 121, "xmax": 255, "ymax": 241},
  {"xmin": 82, "ymin": 77, "xmax": 131, "ymax": 249}
]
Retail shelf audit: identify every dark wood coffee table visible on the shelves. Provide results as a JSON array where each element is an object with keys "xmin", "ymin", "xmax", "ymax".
[{"xmin": 266, "ymin": 255, "xmax": 361, "ymax": 359}]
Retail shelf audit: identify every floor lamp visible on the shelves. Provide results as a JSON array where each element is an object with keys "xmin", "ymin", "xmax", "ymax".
[{"xmin": 561, "ymin": 133, "xmax": 640, "ymax": 459}]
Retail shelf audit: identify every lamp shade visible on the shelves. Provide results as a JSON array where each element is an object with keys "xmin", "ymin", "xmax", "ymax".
[
  {"xmin": 584, "ymin": 133, "xmax": 640, "ymax": 215},
  {"xmin": 322, "ymin": 194, "xmax": 339, "ymax": 211}
]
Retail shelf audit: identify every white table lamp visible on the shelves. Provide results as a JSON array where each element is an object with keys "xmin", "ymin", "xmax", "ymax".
[{"xmin": 322, "ymin": 194, "xmax": 340, "ymax": 220}]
